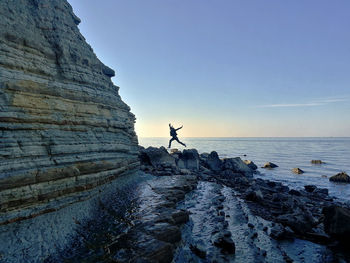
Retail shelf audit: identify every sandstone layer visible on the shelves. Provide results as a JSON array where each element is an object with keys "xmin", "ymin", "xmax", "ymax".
[{"xmin": 0, "ymin": 0, "xmax": 139, "ymax": 225}]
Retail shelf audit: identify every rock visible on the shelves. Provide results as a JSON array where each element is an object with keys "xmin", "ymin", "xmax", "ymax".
[
  {"xmin": 145, "ymin": 223, "xmax": 181, "ymax": 244},
  {"xmin": 304, "ymin": 185, "xmax": 317, "ymax": 193},
  {"xmin": 269, "ymin": 223, "xmax": 294, "ymax": 240},
  {"xmin": 136, "ymin": 237, "xmax": 174, "ymax": 263},
  {"xmin": 180, "ymin": 169, "xmax": 192, "ymax": 175},
  {"xmin": 311, "ymin": 160, "xmax": 324, "ymax": 164},
  {"xmin": 261, "ymin": 162, "xmax": 278, "ymax": 169},
  {"xmin": 0, "ymin": 0, "xmax": 140, "ymax": 260},
  {"xmin": 314, "ymin": 188, "xmax": 328, "ymax": 196},
  {"xmin": 171, "ymin": 210, "xmax": 189, "ymax": 225},
  {"xmin": 323, "ymin": 205, "xmax": 350, "ymax": 242},
  {"xmin": 329, "ymin": 172, "xmax": 350, "ymax": 183},
  {"xmin": 170, "ymin": 148, "xmax": 179, "ymax": 154},
  {"xmin": 289, "ymin": 189, "xmax": 301, "ymax": 196},
  {"xmin": 244, "ymin": 160, "xmax": 258, "ymax": 170},
  {"xmin": 213, "ymin": 235, "xmax": 236, "ymax": 254},
  {"xmin": 244, "ymin": 188, "xmax": 263, "ymax": 202},
  {"xmin": 276, "ymin": 212, "xmax": 313, "ymax": 234},
  {"xmin": 189, "ymin": 244, "xmax": 206, "ymax": 259},
  {"xmin": 292, "ymin": 168, "xmax": 304, "ymax": 174},
  {"xmin": 222, "ymin": 157, "xmax": 253, "ymax": 174},
  {"xmin": 140, "ymin": 147, "xmax": 176, "ymax": 168},
  {"xmin": 206, "ymin": 151, "xmax": 223, "ymax": 172},
  {"xmin": 178, "ymin": 149, "xmax": 200, "ymax": 170}
]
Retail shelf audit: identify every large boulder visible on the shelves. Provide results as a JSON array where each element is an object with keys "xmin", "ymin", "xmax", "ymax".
[
  {"xmin": 140, "ymin": 147, "xmax": 176, "ymax": 167},
  {"xmin": 323, "ymin": 205, "xmax": 350, "ymax": 242},
  {"xmin": 177, "ymin": 149, "xmax": 200, "ymax": 170},
  {"xmin": 329, "ymin": 172, "xmax": 350, "ymax": 183},
  {"xmin": 206, "ymin": 151, "xmax": 223, "ymax": 172},
  {"xmin": 222, "ymin": 157, "xmax": 253, "ymax": 174}
]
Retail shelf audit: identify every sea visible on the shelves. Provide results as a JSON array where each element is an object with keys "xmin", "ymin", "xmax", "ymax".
[{"xmin": 139, "ymin": 137, "xmax": 350, "ymax": 201}]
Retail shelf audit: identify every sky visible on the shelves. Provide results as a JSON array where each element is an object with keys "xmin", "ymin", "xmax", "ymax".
[{"xmin": 69, "ymin": 0, "xmax": 350, "ymax": 137}]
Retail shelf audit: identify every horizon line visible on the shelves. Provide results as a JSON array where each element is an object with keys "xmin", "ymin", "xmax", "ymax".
[{"xmin": 138, "ymin": 136, "xmax": 350, "ymax": 138}]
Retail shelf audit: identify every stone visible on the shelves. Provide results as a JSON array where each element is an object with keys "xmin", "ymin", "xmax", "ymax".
[
  {"xmin": 206, "ymin": 151, "xmax": 222, "ymax": 171},
  {"xmin": 329, "ymin": 172, "xmax": 350, "ymax": 183},
  {"xmin": 244, "ymin": 188, "xmax": 263, "ymax": 202},
  {"xmin": 311, "ymin": 160, "xmax": 324, "ymax": 164},
  {"xmin": 189, "ymin": 244, "xmax": 206, "ymax": 259},
  {"xmin": 244, "ymin": 160, "xmax": 258, "ymax": 170},
  {"xmin": 289, "ymin": 189, "xmax": 301, "ymax": 196},
  {"xmin": 304, "ymin": 185, "xmax": 317, "ymax": 193},
  {"xmin": 170, "ymin": 148, "xmax": 179, "ymax": 154},
  {"xmin": 178, "ymin": 149, "xmax": 200, "ymax": 170},
  {"xmin": 213, "ymin": 235, "xmax": 236, "ymax": 254},
  {"xmin": 261, "ymin": 162, "xmax": 278, "ymax": 169},
  {"xmin": 145, "ymin": 223, "xmax": 181, "ymax": 244},
  {"xmin": 137, "ymin": 237, "xmax": 174, "ymax": 263},
  {"xmin": 222, "ymin": 157, "xmax": 253, "ymax": 174},
  {"xmin": 171, "ymin": 210, "xmax": 189, "ymax": 225},
  {"xmin": 292, "ymin": 168, "xmax": 304, "ymax": 174},
  {"xmin": 323, "ymin": 205, "xmax": 350, "ymax": 242},
  {"xmin": 140, "ymin": 147, "xmax": 176, "ymax": 168}
]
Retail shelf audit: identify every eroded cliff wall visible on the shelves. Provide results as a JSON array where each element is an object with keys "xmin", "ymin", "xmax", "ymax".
[{"xmin": 0, "ymin": 0, "xmax": 139, "ymax": 225}]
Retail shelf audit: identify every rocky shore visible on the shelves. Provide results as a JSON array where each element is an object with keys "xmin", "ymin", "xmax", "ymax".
[{"xmin": 46, "ymin": 146, "xmax": 350, "ymax": 262}]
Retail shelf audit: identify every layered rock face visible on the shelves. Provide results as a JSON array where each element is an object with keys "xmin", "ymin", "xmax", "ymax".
[{"xmin": 0, "ymin": 0, "xmax": 139, "ymax": 225}]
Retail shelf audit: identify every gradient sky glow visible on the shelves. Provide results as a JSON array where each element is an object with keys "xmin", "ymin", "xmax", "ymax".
[{"xmin": 69, "ymin": 0, "xmax": 350, "ymax": 137}]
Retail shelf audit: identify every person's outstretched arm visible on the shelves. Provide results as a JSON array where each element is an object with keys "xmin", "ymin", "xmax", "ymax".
[{"xmin": 176, "ymin": 125, "xmax": 183, "ymax": 131}]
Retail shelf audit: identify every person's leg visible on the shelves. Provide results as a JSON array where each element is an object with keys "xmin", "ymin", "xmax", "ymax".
[
  {"xmin": 168, "ymin": 138, "xmax": 175, "ymax": 148},
  {"xmin": 175, "ymin": 138, "xmax": 186, "ymax": 147}
]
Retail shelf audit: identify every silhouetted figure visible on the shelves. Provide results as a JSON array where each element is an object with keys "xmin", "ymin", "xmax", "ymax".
[{"xmin": 168, "ymin": 123, "xmax": 186, "ymax": 148}]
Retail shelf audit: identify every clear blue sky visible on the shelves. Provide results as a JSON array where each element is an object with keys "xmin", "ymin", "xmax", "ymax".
[{"xmin": 69, "ymin": 0, "xmax": 350, "ymax": 137}]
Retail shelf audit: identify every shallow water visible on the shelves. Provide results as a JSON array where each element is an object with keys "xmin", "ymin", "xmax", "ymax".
[{"xmin": 139, "ymin": 137, "xmax": 350, "ymax": 200}]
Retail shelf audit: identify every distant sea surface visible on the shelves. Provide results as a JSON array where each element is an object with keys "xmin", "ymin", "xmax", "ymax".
[{"xmin": 139, "ymin": 137, "xmax": 350, "ymax": 201}]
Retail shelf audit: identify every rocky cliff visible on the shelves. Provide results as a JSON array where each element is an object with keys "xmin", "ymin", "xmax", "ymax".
[{"xmin": 0, "ymin": 0, "xmax": 139, "ymax": 225}]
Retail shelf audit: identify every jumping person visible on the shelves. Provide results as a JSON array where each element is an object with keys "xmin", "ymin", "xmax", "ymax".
[{"xmin": 168, "ymin": 123, "xmax": 186, "ymax": 148}]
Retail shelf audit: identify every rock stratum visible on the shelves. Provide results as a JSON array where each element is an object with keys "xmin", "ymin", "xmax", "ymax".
[{"xmin": 0, "ymin": 0, "xmax": 139, "ymax": 226}]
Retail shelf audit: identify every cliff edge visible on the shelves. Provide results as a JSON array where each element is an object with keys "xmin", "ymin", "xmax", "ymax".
[{"xmin": 0, "ymin": 0, "xmax": 139, "ymax": 225}]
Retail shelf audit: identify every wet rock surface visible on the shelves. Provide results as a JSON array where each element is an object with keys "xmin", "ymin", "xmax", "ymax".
[
  {"xmin": 261, "ymin": 162, "xmax": 279, "ymax": 169},
  {"xmin": 10, "ymin": 146, "xmax": 350, "ymax": 262},
  {"xmin": 329, "ymin": 172, "xmax": 350, "ymax": 183}
]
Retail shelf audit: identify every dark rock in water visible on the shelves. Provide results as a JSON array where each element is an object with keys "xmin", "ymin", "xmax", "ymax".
[
  {"xmin": 261, "ymin": 162, "xmax": 278, "ymax": 169},
  {"xmin": 304, "ymin": 185, "xmax": 317, "ymax": 193},
  {"xmin": 206, "ymin": 151, "xmax": 223, "ymax": 171},
  {"xmin": 213, "ymin": 235, "xmax": 236, "ymax": 254},
  {"xmin": 329, "ymin": 172, "xmax": 350, "ymax": 183},
  {"xmin": 222, "ymin": 157, "xmax": 253, "ymax": 174},
  {"xmin": 292, "ymin": 168, "xmax": 304, "ymax": 174},
  {"xmin": 189, "ymin": 244, "xmax": 206, "ymax": 259},
  {"xmin": 244, "ymin": 160, "xmax": 258, "ymax": 170},
  {"xmin": 140, "ymin": 147, "xmax": 176, "ymax": 168},
  {"xmin": 311, "ymin": 160, "xmax": 324, "ymax": 164},
  {"xmin": 178, "ymin": 149, "xmax": 200, "ymax": 170},
  {"xmin": 323, "ymin": 205, "xmax": 350, "ymax": 242},
  {"xmin": 289, "ymin": 189, "xmax": 301, "ymax": 196}
]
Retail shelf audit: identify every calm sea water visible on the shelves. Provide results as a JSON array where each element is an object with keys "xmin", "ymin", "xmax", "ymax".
[{"xmin": 139, "ymin": 137, "xmax": 350, "ymax": 201}]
